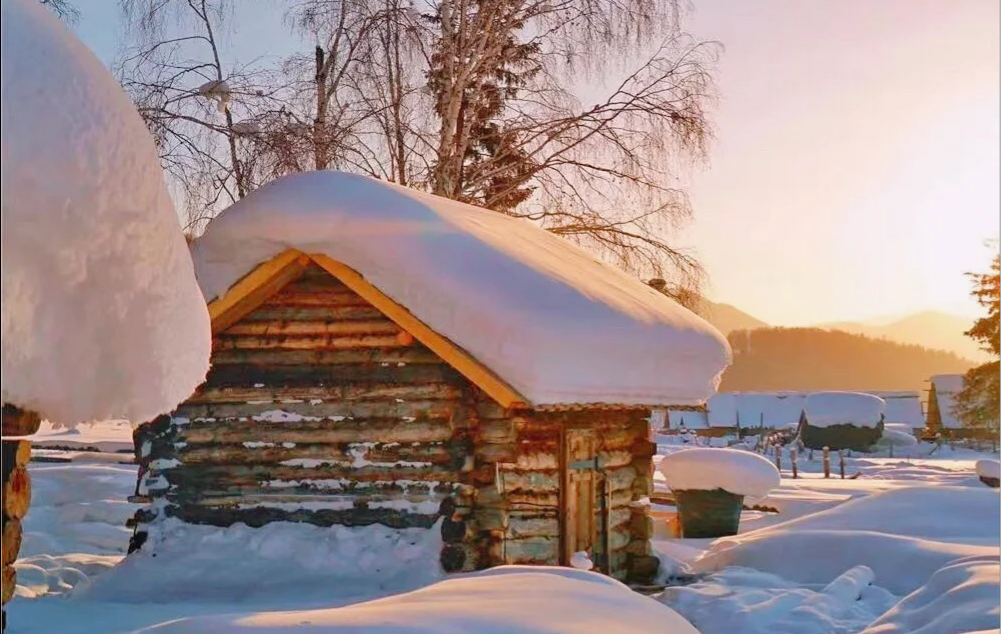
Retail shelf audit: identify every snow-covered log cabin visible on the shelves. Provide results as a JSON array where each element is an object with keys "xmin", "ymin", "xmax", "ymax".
[
  {"xmin": 131, "ymin": 171, "xmax": 730, "ymax": 583},
  {"xmin": 799, "ymin": 392, "xmax": 885, "ymax": 452}
]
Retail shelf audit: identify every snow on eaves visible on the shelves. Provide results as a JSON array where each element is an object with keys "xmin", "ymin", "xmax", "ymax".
[
  {"xmin": 192, "ymin": 171, "xmax": 732, "ymax": 407},
  {"xmin": 0, "ymin": 0, "xmax": 210, "ymax": 425}
]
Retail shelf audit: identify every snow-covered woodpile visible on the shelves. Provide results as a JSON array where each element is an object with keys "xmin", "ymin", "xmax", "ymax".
[
  {"xmin": 131, "ymin": 171, "xmax": 731, "ymax": 584},
  {"xmin": 800, "ymin": 392, "xmax": 886, "ymax": 452}
]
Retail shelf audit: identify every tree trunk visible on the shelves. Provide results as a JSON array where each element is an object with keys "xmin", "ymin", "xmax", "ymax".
[{"xmin": 1, "ymin": 404, "xmax": 40, "ymax": 616}]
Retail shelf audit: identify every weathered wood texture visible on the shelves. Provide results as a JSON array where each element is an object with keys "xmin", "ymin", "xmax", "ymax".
[
  {"xmin": 2, "ymin": 404, "xmax": 38, "ymax": 610},
  {"xmin": 132, "ymin": 264, "xmax": 657, "ymax": 584}
]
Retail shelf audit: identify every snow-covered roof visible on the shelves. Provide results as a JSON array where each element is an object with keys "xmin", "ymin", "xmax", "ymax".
[
  {"xmin": 0, "ymin": 0, "xmax": 210, "ymax": 424},
  {"xmin": 803, "ymin": 392, "xmax": 885, "ymax": 428},
  {"xmin": 869, "ymin": 391, "xmax": 925, "ymax": 427},
  {"xmin": 931, "ymin": 375, "xmax": 965, "ymax": 429},
  {"xmin": 191, "ymin": 171, "xmax": 731, "ymax": 408},
  {"xmin": 706, "ymin": 392, "xmax": 806, "ymax": 428}
]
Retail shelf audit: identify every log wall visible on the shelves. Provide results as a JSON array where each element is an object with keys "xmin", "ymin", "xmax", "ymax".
[{"xmin": 132, "ymin": 263, "xmax": 658, "ymax": 583}]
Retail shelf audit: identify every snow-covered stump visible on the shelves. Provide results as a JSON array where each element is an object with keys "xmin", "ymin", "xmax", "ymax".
[
  {"xmin": 0, "ymin": 405, "xmax": 39, "ymax": 611},
  {"xmin": 659, "ymin": 449, "xmax": 780, "ymax": 538},
  {"xmin": 976, "ymin": 460, "xmax": 1000, "ymax": 488}
]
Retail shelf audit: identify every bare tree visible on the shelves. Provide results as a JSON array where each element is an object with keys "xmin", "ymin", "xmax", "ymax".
[{"xmin": 39, "ymin": 0, "xmax": 79, "ymax": 23}]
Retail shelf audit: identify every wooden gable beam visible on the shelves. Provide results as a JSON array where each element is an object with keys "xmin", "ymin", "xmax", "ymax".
[
  {"xmin": 308, "ymin": 253, "xmax": 530, "ymax": 410},
  {"xmin": 207, "ymin": 249, "xmax": 310, "ymax": 334}
]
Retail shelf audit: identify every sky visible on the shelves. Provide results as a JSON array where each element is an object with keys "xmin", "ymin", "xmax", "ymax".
[{"xmin": 71, "ymin": 0, "xmax": 1000, "ymax": 326}]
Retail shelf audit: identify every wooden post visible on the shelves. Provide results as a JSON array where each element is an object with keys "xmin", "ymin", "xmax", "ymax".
[
  {"xmin": 2, "ymin": 404, "xmax": 41, "ymax": 616},
  {"xmin": 774, "ymin": 445, "xmax": 782, "ymax": 473},
  {"xmin": 822, "ymin": 446, "xmax": 831, "ymax": 478},
  {"xmin": 791, "ymin": 447, "xmax": 798, "ymax": 479},
  {"xmin": 838, "ymin": 450, "xmax": 846, "ymax": 479},
  {"xmin": 808, "ymin": 448, "xmax": 814, "ymax": 461}
]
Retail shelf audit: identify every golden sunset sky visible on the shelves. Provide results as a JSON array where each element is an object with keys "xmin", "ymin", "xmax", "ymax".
[{"xmin": 74, "ymin": 0, "xmax": 1000, "ymax": 326}]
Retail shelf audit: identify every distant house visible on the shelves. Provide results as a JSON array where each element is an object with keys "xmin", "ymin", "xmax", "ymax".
[
  {"xmin": 799, "ymin": 392, "xmax": 885, "ymax": 452},
  {"xmin": 869, "ymin": 391, "xmax": 924, "ymax": 434},
  {"xmin": 926, "ymin": 374, "xmax": 966, "ymax": 437},
  {"xmin": 130, "ymin": 171, "xmax": 730, "ymax": 584}
]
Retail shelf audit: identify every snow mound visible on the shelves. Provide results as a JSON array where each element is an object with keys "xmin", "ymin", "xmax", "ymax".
[
  {"xmin": 192, "ymin": 171, "xmax": 731, "ymax": 407},
  {"xmin": 975, "ymin": 459, "xmax": 1000, "ymax": 480},
  {"xmin": 1, "ymin": 0, "xmax": 210, "ymax": 425},
  {"xmin": 82, "ymin": 518, "xmax": 444, "ymax": 604},
  {"xmin": 804, "ymin": 392, "xmax": 885, "ymax": 428},
  {"xmin": 659, "ymin": 448, "xmax": 781, "ymax": 498},
  {"xmin": 859, "ymin": 555, "xmax": 1000, "ymax": 634},
  {"xmin": 878, "ymin": 427, "xmax": 919, "ymax": 447},
  {"xmin": 660, "ymin": 565, "xmax": 897, "ymax": 634},
  {"xmin": 134, "ymin": 566, "xmax": 701, "ymax": 634}
]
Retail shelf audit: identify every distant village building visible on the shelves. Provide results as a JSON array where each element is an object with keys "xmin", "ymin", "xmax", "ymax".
[
  {"xmin": 869, "ymin": 391, "xmax": 925, "ymax": 435},
  {"xmin": 130, "ymin": 172, "xmax": 730, "ymax": 584},
  {"xmin": 664, "ymin": 392, "xmax": 805, "ymax": 437},
  {"xmin": 926, "ymin": 374, "xmax": 966, "ymax": 437}
]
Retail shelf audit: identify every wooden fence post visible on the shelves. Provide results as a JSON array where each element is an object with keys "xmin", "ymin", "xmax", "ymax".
[
  {"xmin": 838, "ymin": 450, "xmax": 846, "ymax": 479},
  {"xmin": 775, "ymin": 445, "xmax": 782, "ymax": 473},
  {"xmin": 790, "ymin": 447, "xmax": 798, "ymax": 479},
  {"xmin": 822, "ymin": 446, "xmax": 830, "ymax": 479}
]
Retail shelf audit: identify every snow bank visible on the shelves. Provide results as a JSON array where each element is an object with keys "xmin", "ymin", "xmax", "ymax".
[
  {"xmin": 1, "ymin": 0, "xmax": 210, "ymax": 425},
  {"xmin": 134, "ymin": 566, "xmax": 701, "ymax": 634},
  {"xmin": 83, "ymin": 518, "xmax": 444, "ymax": 603},
  {"xmin": 694, "ymin": 486, "xmax": 1000, "ymax": 595},
  {"xmin": 858, "ymin": 555, "xmax": 1000, "ymax": 634},
  {"xmin": 803, "ymin": 392, "xmax": 885, "ymax": 428},
  {"xmin": 660, "ymin": 565, "xmax": 897, "ymax": 634},
  {"xmin": 659, "ymin": 448, "xmax": 781, "ymax": 498},
  {"xmin": 191, "ymin": 171, "xmax": 731, "ymax": 407},
  {"xmin": 878, "ymin": 427, "xmax": 918, "ymax": 447},
  {"xmin": 975, "ymin": 459, "xmax": 1000, "ymax": 480}
]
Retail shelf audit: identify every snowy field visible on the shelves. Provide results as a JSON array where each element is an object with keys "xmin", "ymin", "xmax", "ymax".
[{"xmin": 6, "ymin": 424, "xmax": 1000, "ymax": 634}]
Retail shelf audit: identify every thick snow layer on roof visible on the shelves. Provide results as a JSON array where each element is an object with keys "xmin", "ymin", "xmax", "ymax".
[
  {"xmin": 659, "ymin": 447, "xmax": 781, "ymax": 498},
  {"xmin": 869, "ymin": 391, "xmax": 925, "ymax": 427},
  {"xmin": 192, "ymin": 171, "xmax": 731, "ymax": 407},
  {"xmin": 975, "ymin": 459, "xmax": 1000, "ymax": 480},
  {"xmin": 804, "ymin": 392, "xmax": 885, "ymax": 428},
  {"xmin": 931, "ymin": 374, "xmax": 965, "ymax": 428},
  {"xmin": 0, "ymin": 0, "xmax": 210, "ymax": 425},
  {"xmin": 707, "ymin": 392, "xmax": 807, "ymax": 428}
]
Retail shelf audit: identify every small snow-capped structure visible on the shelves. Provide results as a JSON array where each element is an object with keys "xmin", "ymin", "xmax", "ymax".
[
  {"xmin": 131, "ymin": 170, "xmax": 731, "ymax": 584},
  {"xmin": 1, "ymin": 0, "xmax": 209, "ymax": 614},
  {"xmin": 659, "ymin": 448, "xmax": 780, "ymax": 537},
  {"xmin": 799, "ymin": 392, "xmax": 885, "ymax": 452},
  {"xmin": 926, "ymin": 374, "xmax": 966, "ymax": 437},
  {"xmin": 975, "ymin": 460, "xmax": 1000, "ymax": 488}
]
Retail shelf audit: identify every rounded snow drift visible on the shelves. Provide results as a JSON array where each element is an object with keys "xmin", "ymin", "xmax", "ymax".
[
  {"xmin": 975, "ymin": 460, "xmax": 1000, "ymax": 489},
  {"xmin": 1, "ymin": 0, "xmax": 210, "ymax": 424}
]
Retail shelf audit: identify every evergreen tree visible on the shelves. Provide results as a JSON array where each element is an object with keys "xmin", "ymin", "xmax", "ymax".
[{"xmin": 955, "ymin": 254, "xmax": 1000, "ymax": 444}]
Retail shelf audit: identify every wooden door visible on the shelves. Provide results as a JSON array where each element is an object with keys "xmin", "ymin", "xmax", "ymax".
[{"xmin": 561, "ymin": 427, "xmax": 597, "ymax": 566}]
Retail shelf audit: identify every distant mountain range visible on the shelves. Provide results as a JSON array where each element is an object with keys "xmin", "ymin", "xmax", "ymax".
[{"xmin": 700, "ymin": 301, "xmax": 986, "ymax": 363}]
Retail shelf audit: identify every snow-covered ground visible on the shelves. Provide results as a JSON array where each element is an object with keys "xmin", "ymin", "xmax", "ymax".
[{"xmin": 6, "ymin": 427, "xmax": 999, "ymax": 634}]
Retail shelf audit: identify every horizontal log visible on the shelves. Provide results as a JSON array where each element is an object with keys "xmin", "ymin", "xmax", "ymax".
[
  {"xmin": 210, "ymin": 348, "xmax": 444, "ymax": 367},
  {"xmin": 241, "ymin": 305, "xmax": 385, "ymax": 322},
  {"xmin": 174, "ymin": 441, "xmax": 452, "ymax": 466},
  {"xmin": 1, "ymin": 404, "xmax": 41, "ymax": 437},
  {"xmin": 225, "ymin": 320, "xmax": 400, "ymax": 337},
  {"xmin": 202, "ymin": 363, "xmax": 464, "ymax": 389},
  {"xmin": 175, "ymin": 416, "xmax": 455, "ymax": 445},
  {"xmin": 505, "ymin": 516, "xmax": 559, "ymax": 539},
  {"xmin": 2, "ymin": 519, "xmax": 21, "ymax": 567},
  {"xmin": 504, "ymin": 536, "xmax": 559, "ymax": 564},
  {"xmin": 264, "ymin": 287, "xmax": 371, "ymax": 307},
  {"xmin": 162, "ymin": 463, "xmax": 459, "ymax": 491},
  {"xmin": 2, "ymin": 563, "xmax": 14, "ymax": 604},
  {"xmin": 189, "ymin": 382, "xmax": 463, "ymax": 406},
  {"xmin": 186, "ymin": 487, "xmax": 451, "ymax": 506},
  {"xmin": 175, "ymin": 400, "xmax": 458, "ymax": 422},
  {"xmin": 169, "ymin": 502, "xmax": 440, "ymax": 530},
  {"xmin": 3, "ymin": 466, "xmax": 30, "ymax": 520},
  {"xmin": 214, "ymin": 333, "xmax": 409, "ymax": 351}
]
